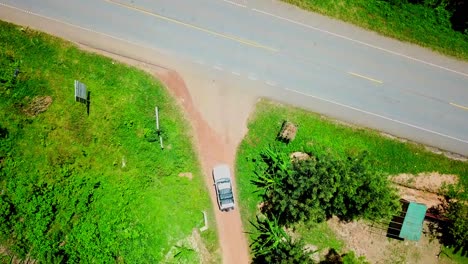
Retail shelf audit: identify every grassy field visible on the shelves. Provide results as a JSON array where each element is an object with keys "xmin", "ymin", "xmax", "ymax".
[
  {"xmin": 0, "ymin": 21, "xmax": 217, "ymax": 263},
  {"xmin": 235, "ymin": 99, "xmax": 467, "ymax": 260},
  {"xmin": 282, "ymin": 0, "xmax": 468, "ymax": 61}
]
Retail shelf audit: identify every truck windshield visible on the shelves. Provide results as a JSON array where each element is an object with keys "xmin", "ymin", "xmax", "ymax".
[{"xmin": 219, "ymin": 188, "xmax": 233, "ymax": 201}]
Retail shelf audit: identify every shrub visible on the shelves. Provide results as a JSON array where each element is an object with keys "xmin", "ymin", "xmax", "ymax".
[
  {"xmin": 250, "ymin": 215, "xmax": 313, "ymax": 264},
  {"xmin": 253, "ymin": 147, "xmax": 400, "ymax": 225}
]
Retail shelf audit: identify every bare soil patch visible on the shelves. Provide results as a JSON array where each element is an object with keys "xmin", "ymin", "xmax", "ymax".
[
  {"xmin": 327, "ymin": 216, "xmax": 441, "ymax": 264},
  {"xmin": 395, "ymin": 185, "xmax": 444, "ymax": 209},
  {"xmin": 391, "ymin": 173, "xmax": 458, "ymax": 194},
  {"xmin": 178, "ymin": 172, "xmax": 193, "ymax": 180},
  {"xmin": 327, "ymin": 172, "xmax": 459, "ymax": 263},
  {"xmin": 23, "ymin": 96, "xmax": 52, "ymax": 116}
]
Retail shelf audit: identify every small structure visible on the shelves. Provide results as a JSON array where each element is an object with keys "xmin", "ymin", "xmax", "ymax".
[
  {"xmin": 74, "ymin": 80, "xmax": 88, "ymax": 104},
  {"xmin": 277, "ymin": 121, "xmax": 297, "ymax": 143},
  {"xmin": 387, "ymin": 200, "xmax": 427, "ymax": 241},
  {"xmin": 399, "ymin": 201, "xmax": 427, "ymax": 241}
]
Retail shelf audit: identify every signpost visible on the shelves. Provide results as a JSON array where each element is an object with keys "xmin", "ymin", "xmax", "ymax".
[
  {"xmin": 74, "ymin": 80, "xmax": 90, "ymax": 115},
  {"xmin": 74, "ymin": 80, "xmax": 88, "ymax": 104}
]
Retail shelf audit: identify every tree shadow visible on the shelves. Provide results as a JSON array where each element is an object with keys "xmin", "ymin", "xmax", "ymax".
[
  {"xmin": 425, "ymin": 195, "xmax": 468, "ymax": 257},
  {"xmin": 0, "ymin": 126, "xmax": 8, "ymax": 139}
]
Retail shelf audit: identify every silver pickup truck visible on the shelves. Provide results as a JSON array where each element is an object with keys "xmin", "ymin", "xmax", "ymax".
[{"xmin": 213, "ymin": 164, "xmax": 235, "ymax": 212}]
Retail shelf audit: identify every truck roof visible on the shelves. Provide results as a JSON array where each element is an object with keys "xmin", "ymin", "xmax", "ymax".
[{"xmin": 213, "ymin": 164, "xmax": 231, "ymax": 182}]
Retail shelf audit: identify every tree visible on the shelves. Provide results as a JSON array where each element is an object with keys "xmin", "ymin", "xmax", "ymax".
[
  {"xmin": 253, "ymin": 148, "xmax": 400, "ymax": 225},
  {"xmin": 445, "ymin": 200, "xmax": 468, "ymax": 255},
  {"xmin": 434, "ymin": 187, "xmax": 468, "ymax": 256},
  {"xmin": 328, "ymin": 152, "xmax": 400, "ymax": 221}
]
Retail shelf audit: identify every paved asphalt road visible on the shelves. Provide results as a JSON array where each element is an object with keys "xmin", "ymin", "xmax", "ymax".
[{"xmin": 1, "ymin": 0, "xmax": 468, "ymax": 155}]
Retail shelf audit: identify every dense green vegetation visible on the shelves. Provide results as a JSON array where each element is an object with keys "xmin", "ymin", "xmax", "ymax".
[
  {"xmin": 430, "ymin": 187, "xmax": 468, "ymax": 257},
  {"xmin": 0, "ymin": 21, "xmax": 217, "ymax": 263},
  {"xmin": 282, "ymin": 0, "xmax": 468, "ymax": 60},
  {"xmin": 236, "ymin": 99, "xmax": 468, "ymax": 262},
  {"xmin": 249, "ymin": 215, "xmax": 313, "ymax": 263},
  {"xmin": 253, "ymin": 147, "xmax": 400, "ymax": 226},
  {"xmin": 249, "ymin": 215, "xmax": 367, "ymax": 263},
  {"xmin": 247, "ymin": 144, "xmax": 397, "ymax": 262}
]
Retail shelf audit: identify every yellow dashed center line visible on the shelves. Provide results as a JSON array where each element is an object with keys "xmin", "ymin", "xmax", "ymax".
[
  {"xmin": 103, "ymin": 0, "xmax": 278, "ymax": 52},
  {"xmin": 450, "ymin": 102, "xmax": 468, "ymax": 111},
  {"xmin": 348, "ymin": 71, "xmax": 383, "ymax": 84}
]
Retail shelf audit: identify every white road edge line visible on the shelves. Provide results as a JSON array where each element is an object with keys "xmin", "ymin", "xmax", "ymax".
[
  {"xmin": 221, "ymin": 0, "xmax": 246, "ymax": 8},
  {"xmin": 213, "ymin": 65, "xmax": 223, "ymax": 71},
  {"xmin": 266, "ymin": 81, "xmax": 277, "ymax": 87},
  {"xmin": 252, "ymin": 8, "xmax": 468, "ymax": 78},
  {"xmin": 231, "ymin": 71, "xmax": 241, "ymax": 76},
  {"xmin": 5, "ymin": 2, "xmax": 465, "ymax": 144},
  {"xmin": 284, "ymin": 88, "xmax": 468, "ymax": 144}
]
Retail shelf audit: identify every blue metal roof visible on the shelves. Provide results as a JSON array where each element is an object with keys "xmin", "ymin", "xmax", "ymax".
[{"xmin": 399, "ymin": 202, "xmax": 427, "ymax": 241}]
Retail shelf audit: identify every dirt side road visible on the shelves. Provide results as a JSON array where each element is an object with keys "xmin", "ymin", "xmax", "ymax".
[
  {"xmin": 155, "ymin": 69, "xmax": 255, "ymax": 264},
  {"xmin": 0, "ymin": 6, "xmax": 258, "ymax": 264}
]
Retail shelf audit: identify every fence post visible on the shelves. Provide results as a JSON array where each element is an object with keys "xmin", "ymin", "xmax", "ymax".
[
  {"xmin": 155, "ymin": 106, "xmax": 164, "ymax": 149},
  {"xmin": 155, "ymin": 106, "xmax": 160, "ymax": 131}
]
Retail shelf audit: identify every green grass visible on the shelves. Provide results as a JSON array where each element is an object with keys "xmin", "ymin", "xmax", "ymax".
[
  {"xmin": 440, "ymin": 246, "xmax": 468, "ymax": 264},
  {"xmin": 0, "ymin": 21, "xmax": 218, "ymax": 263},
  {"xmin": 294, "ymin": 221, "xmax": 344, "ymax": 253},
  {"xmin": 235, "ymin": 99, "xmax": 467, "ymax": 258},
  {"xmin": 282, "ymin": 0, "xmax": 468, "ymax": 61}
]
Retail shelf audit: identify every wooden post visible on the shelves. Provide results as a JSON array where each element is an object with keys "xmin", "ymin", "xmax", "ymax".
[
  {"xmin": 155, "ymin": 106, "xmax": 160, "ymax": 131},
  {"xmin": 155, "ymin": 106, "xmax": 163, "ymax": 149}
]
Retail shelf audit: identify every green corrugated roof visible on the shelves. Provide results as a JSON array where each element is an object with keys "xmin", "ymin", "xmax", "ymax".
[{"xmin": 399, "ymin": 202, "xmax": 427, "ymax": 241}]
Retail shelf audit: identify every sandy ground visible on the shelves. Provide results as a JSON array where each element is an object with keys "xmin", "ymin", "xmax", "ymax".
[
  {"xmin": 327, "ymin": 172, "xmax": 461, "ymax": 264},
  {"xmin": 328, "ymin": 217, "xmax": 442, "ymax": 264},
  {"xmin": 391, "ymin": 173, "xmax": 459, "ymax": 194},
  {"xmin": 0, "ymin": 6, "xmax": 257, "ymax": 264}
]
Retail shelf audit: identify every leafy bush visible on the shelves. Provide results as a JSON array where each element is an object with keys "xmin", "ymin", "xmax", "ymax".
[
  {"xmin": 320, "ymin": 248, "xmax": 369, "ymax": 264},
  {"xmin": 253, "ymin": 146, "xmax": 400, "ymax": 225},
  {"xmin": 341, "ymin": 250, "xmax": 369, "ymax": 264},
  {"xmin": 433, "ymin": 187, "xmax": 468, "ymax": 256},
  {"xmin": 445, "ymin": 200, "xmax": 468, "ymax": 256},
  {"xmin": 250, "ymin": 215, "xmax": 313, "ymax": 264}
]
